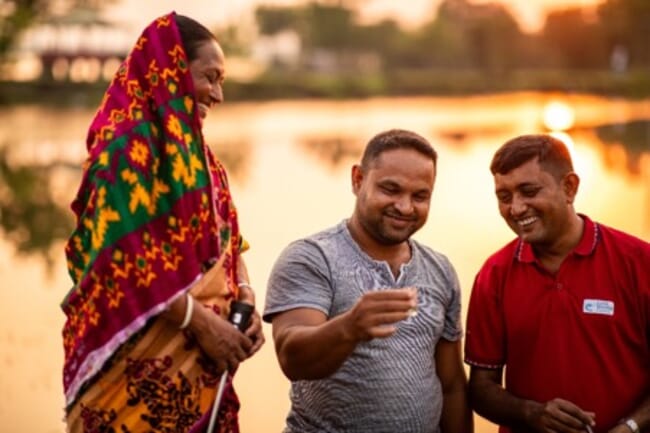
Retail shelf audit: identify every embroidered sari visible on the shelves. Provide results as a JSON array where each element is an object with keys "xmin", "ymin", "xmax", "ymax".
[{"xmin": 62, "ymin": 12, "xmax": 243, "ymax": 433}]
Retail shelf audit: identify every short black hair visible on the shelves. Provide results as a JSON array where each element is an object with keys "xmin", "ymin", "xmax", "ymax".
[
  {"xmin": 490, "ymin": 134, "xmax": 573, "ymax": 180},
  {"xmin": 175, "ymin": 14, "xmax": 217, "ymax": 62},
  {"xmin": 361, "ymin": 129, "xmax": 437, "ymax": 170}
]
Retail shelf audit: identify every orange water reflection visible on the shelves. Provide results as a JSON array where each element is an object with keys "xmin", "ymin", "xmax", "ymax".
[{"xmin": 0, "ymin": 93, "xmax": 648, "ymax": 433}]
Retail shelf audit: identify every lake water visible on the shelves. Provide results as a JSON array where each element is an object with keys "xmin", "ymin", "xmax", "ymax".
[{"xmin": 1, "ymin": 92, "xmax": 649, "ymax": 433}]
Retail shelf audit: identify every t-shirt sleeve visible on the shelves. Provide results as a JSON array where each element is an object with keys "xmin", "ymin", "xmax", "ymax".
[
  {"xmin": 464, "ymin": 260, "xmax": 506, "ymax": 369},
  {"xmin": 441, "ymin": 257, "xmax": 463, "ymax": 342},
  {"xmin": 263, "ymin": 239, "xmax": 333, "ymax": 323}
]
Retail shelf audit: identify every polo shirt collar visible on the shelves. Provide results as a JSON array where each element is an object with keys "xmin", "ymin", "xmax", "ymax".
[{"xmin": 517, "ymin": 214, "xmax": 599, "ymax": 263}]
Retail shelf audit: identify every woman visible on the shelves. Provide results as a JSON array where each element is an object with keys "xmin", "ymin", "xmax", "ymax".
[{"xmin": 61, "ymin": 12, "xmax": 264, "ymax": 433}]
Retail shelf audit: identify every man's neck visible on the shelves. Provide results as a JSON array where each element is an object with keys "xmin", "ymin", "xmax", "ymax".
[
  {"xmin": 346, "ymin": 218, "xmax": 412, "ymax": 277},
  {"xmin": 534, "ymin": 213, "xmax": 584, "ymax": 274}
]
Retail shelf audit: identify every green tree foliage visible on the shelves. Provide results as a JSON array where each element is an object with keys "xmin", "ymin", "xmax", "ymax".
[
  {"xmin": 302, "ymin": 3, "xmax": 355, "ymax": 51},
  {"xmin": 434, "ymin": 0, "xmax": 522, "ymax": 75},
  {"xmin": 254, "ymin": 0, "xmax": 649, "ymax": 74},
  {"xmin": 541, "ymin": 9, "xmax": 609, "ymax": 69},
  {"xmin": 255, "ymin": 6, "xmax": 300, "ymax": 36},
  {"xmin": 255, "ymin": 0, "xmax": 525, "ymax": 75},
  {"xmin": 598, "ymin": 0, "xmax": 650, "ymax": 66},
  {"xmin": 0, "ymin": 0, "xmax": 42, "ymax": 60},
  {"xmin": 257, "ymin": 3, "xmax": 356, "ymax": 53}
]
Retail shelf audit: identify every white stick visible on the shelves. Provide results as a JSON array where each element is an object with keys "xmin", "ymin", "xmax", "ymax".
[{"xmin": 206, "ymin": 371, "xmax": 228, "ymax": 433}]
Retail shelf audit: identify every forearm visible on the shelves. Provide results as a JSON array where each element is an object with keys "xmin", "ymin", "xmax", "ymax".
[
  {"xmin": 437, "ymin": 340, "xmax": 473, "ymax": 433},
  {"xmin": 469, "ymin": 370, "xmax": 539, "ymax": 430},
  {"xmin": 160, "ymin": 293, "xmax": 191, "ymax": 328},
  {"xmin": 625, "ymin": 394, "xmax": 650, "ymax": 432},
  {"xmin": 275, "ymin": 312, "xmax": 358, "ymax": 380},
  {"xmin": 160, "ymin": 291, "xmax": 214, "ymax": 333},
  {"xmin": 440, "ymin": 386, "xmax": 473, "ymax": 433}
]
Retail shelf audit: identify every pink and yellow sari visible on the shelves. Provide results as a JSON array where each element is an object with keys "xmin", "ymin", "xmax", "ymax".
[{"xmin": 62, "ymin": 12, "xmax": 243, "ymax": 433}]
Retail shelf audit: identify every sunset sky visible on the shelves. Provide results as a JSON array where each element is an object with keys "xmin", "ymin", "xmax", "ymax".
[{"xmin": 104, "ymin": 0, "xmax": 605, "ymax": 34}]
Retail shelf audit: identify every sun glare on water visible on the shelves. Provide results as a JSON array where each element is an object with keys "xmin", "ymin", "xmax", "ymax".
[
  {"xmin": 542, "ymin": 100, "xmax": 575, "ymax": 131},
  {"xmin": 541, "ymin": 100, "xmax": 586, "ymax": 176}
]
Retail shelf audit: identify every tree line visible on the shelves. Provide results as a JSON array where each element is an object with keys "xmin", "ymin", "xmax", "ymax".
[{"xmin": 250, "ymin": 0, "xmax": 649, "ymax": 75}]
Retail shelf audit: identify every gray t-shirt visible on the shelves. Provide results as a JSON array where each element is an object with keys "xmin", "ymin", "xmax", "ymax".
[{"xmin": 264, "ymin": 220, "xmax": 463, "ymax": 433}]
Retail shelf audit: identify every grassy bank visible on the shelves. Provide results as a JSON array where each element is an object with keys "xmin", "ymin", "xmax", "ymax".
[{"xmin": 1, "ymin": 68, "xmax": 649, "ymax": 107}]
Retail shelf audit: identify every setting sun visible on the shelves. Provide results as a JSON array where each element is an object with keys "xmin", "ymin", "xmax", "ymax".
[{"xmin": 542, "ymin": 100, "xmax": 575, "ymax": 131}]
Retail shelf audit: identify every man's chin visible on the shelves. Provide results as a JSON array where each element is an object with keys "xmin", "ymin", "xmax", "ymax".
[
  {"xmin": 517, "ymin": 230, "xmax": 543, "ymax": 245},
  {"xmin": 378, "ymin": 227, "xmax": 413, "ymax": 245}
]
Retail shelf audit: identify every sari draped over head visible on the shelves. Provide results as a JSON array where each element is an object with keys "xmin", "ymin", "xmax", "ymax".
[{"xmin": 62, "ymin": 12, "xmax": 243, "ymax": 433}]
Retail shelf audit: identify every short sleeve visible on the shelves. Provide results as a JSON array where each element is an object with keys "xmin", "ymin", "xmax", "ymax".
[
  {"xmin": 263, "ymin": 239, "xmax": 333, "ymax": 323},
  {"xmin": 441, "ymin": 258, "xmax": 463, "ymax": 342},
  {"xmin": 464, "ymin": 261, "xmax": 506, "ymax": 369}
]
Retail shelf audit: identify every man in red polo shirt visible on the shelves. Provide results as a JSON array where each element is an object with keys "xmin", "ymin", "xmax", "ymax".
[{"xmin": 465, "ymin": 134, "xmax": 650, "ymax": 433}]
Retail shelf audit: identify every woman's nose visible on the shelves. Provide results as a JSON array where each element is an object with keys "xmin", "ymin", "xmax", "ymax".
[{"xmin": 210, "ymin": 84, "xmax": 223, "ymax": 104}]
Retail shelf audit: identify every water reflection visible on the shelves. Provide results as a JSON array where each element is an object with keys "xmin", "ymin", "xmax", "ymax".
[
  {"xmin": 0, "ymin": 146, "xmax": 74, "ymax": 267},
  {"xmin": 299, "ymin": 134, "xmax": 361, "ymax": 170},
  {"xmin": 0, "ymin": 139, "xmax": 252, "ymax": 266},
  {"xmin": 595, "ymin": 120, "xmax": 650, "ymax": 174},
  {"xmin": 0, "ymin": 93, "xmax": 649, "ymax": 433},
  {"xmin": 203, "ymin": 125, "xmax": 254, "ymax": 183}
]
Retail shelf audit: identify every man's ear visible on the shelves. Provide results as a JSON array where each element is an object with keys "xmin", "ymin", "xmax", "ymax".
[
  {"xmin": 563, "ymin": 172, "xmax": 580, "ymax": 204},
  {"xmin": 351, "ymin": 164, "xmax": 363, "ymax": 194}
]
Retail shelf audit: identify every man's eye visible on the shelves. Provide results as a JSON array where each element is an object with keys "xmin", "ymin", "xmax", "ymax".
[{"xmin": 522, "ymin": 188, "xmax": 539, "ymax": 197}]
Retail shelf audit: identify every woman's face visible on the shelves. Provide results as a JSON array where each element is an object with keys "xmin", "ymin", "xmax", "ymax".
[{"xmin": 189, "ymin": 39, "xmax": 225, "ymax": 123}]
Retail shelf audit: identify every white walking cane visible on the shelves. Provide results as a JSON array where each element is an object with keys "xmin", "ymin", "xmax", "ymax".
[{"xmin": 206, "ymin": 301, "xmax": 253, "ymax": 433}]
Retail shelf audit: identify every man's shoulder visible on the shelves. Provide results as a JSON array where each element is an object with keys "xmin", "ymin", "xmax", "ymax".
[
  {"xmin": 479, "ymin": 238, "xmax": 521, "ymax": 270},
  {"xmin": 289, "ymin": 221, "xmax": 349, "ymax": 251},
  {"xmin": 597, "ymin": 221, "xmax": 650, "ymax": 250},
  {"xmin": 277, "ymin": 221, "xmax": 350, "ymax": 262},
  {"xmin": 304, "ymin": 221, "xmax": 348, "ymax": 242},
  {"xmin": 410, "ymin": 239, "xmax": 450, "ymax": 264}
]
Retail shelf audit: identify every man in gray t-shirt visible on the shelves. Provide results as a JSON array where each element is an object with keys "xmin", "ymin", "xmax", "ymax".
[{"xmin": 264, "ymin": 129, "xmax": 473, "ymax": 433}]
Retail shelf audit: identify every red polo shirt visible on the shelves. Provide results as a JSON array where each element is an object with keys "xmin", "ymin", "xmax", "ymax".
[{"xmin": 465, "ymin": 215, "xmax": 650, "ymax": 433}]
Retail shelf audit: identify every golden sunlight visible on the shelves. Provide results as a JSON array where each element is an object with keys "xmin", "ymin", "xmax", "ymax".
[{"xmin": 542, "ymin": 100, "xmax": 575, "ymax": 131}]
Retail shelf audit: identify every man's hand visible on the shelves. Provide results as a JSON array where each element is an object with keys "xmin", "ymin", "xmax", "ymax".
[
  {"xmin": 608, "ymin": 423, "xmax": 633, "ymax": 433},
  {"xmin": 342, "ymin": 287, "xmax": 417, "ymax": 341},
  {"xmin": 526, "ymin": 398, "xmax": 596, "ymax": 433}
]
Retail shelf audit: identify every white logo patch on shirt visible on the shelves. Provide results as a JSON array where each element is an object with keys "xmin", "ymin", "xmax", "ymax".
[{"xmin": 583, "ymin": 299, "xmax": 615, "ymax": 316}]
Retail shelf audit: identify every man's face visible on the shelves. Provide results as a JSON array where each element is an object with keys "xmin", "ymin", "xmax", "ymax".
[
  {"xmin": 189, "ymin": 39, "xmax": 225, "ymax": 123},
  {"xmin": 352, "ymin": 148, "xmax": 435, "ymax": 245},
  {"xmin": 494, "ymin": 157, "xmax": 577, "ymax": 246}
]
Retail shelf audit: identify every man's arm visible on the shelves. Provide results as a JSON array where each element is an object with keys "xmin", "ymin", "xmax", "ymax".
[
  {"xmin": 435, "ymin": 338, "xmax": 473, "ymax": 433},
  {"xmin": 271, "ymin": 289, "xmax": 416, "ymax": 381},
  {"xmin": 609, "ymin": 395, "xmax": 650, "ymax": 433},
  {"xmin": 469, "ymin": 367, "xmax": 595, "ymax": 433}
]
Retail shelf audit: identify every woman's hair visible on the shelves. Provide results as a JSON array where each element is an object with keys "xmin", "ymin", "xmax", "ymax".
[
  {"xmin": 361, "ymin": 129, "xmax": 437, "ymax": 169},
  {"xmin": 175, "ymin": 14, "xmax": 217, "ymax": 62},
  {"xmin": 490, "ymin": 134, "xmax": 574, "ymax": 180}
]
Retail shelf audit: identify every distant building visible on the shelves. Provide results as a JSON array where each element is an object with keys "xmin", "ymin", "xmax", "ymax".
[{"xmin": 2, "ymin": 6, "xmax": 131, "ymax": 82}]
